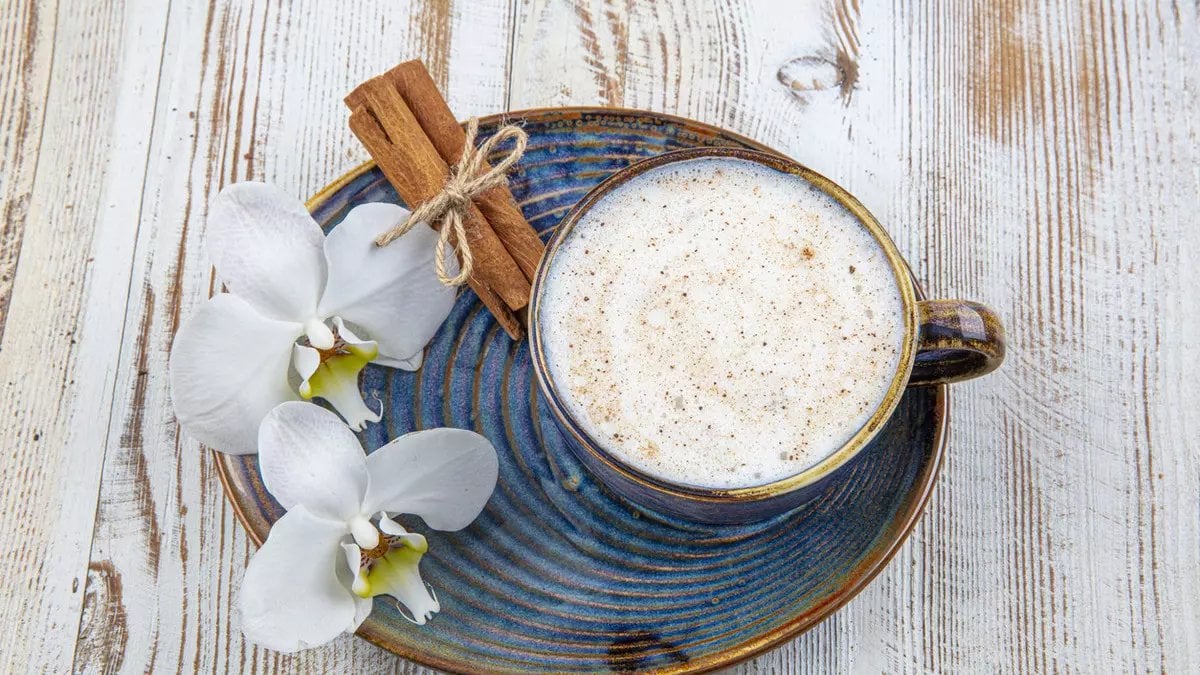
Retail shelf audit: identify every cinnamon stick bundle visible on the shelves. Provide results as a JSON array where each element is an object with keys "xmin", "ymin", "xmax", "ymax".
[
  {"xmin": 346, "ymin": 62, "xmax": 542, "ymax": 340},
  {"xmin": 386, "ymin": 62, "xmax": 545, "ymax": 281}
]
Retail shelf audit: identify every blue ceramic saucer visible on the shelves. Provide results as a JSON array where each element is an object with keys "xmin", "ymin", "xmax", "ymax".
[{"xmin": 217, "ymin": 108, "xmax": 948, "ymax": 673}]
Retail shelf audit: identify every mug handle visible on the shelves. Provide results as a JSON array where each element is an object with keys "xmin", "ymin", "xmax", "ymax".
[{"xmin": 909, "ymin": 300, "xmax": 1006, "ymax": 386}]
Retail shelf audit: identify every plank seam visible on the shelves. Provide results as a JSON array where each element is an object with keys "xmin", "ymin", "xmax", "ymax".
[{"xmin": 504, "ymin": 0, "xmax": 519, "ymax": 112}]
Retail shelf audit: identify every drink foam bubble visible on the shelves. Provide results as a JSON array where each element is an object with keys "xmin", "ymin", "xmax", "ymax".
[{"xmin": 538, "ymin": 157, "xmax": 907, "ymax": 489}]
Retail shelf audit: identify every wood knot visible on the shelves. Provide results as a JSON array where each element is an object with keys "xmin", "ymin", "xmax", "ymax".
[
  {"xmin": 777, "ymin": 55, "xmax": 843, "ymax": 94},
  {"xmin": 77, "ymin": 561, "xmax": 129, "ymax": 669}
]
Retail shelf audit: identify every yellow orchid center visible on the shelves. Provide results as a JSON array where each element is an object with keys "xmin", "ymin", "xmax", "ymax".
[
  {"xmin": 298, "ymin": 335, "xmax": 378, "ymax": 399},
  {"xmin": 293, "ymin": 319, "xmax": 381, "ymax": 430},
  {"xmin": 351, "ymin": 533, "xmax": 430, "ymax": 600}
]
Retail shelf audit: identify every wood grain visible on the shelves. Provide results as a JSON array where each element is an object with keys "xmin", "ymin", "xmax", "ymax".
[
  {"xmin": 0, "ymin": 0, "xmax": 55, "ymax": 342},
  {"xmin": 0, "ymin": 0, "xmax": 173, "ymax": 671},
  {"xmin": 510, "ymin": 0, "xmax": 1199, "ymax": 672},
  {"xmin": 0, "ymin": 0, "xmax": 1195, "ymax": 672},
  {"xmin": 0, "ymin": 0, "xmax": 509, "ymax": 672},
  {"xmin": 70, "ymin": 0, "xmax": 517, "ymax": 670}
]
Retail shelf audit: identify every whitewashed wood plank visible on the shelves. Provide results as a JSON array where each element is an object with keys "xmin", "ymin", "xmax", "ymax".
[
  {"xmin": 0, "ymin": 0, "xmax": 174, "ymax": 671},
  {"xmin": 868, "ymin": 1, "xmax": 1200, "ymax": 671},
  {"xmin": 2, "ymin": 0, "xmax": 1192, "ymax": 671},
  {"xmin": 0, "ymin": 0, "xmax": 56, "ymax": 340},
  {"xmin": 508, "ymin": 0, "xmax": 1200, "ymax": 672},
  {"xmin": 73, "ymin": 0, "xmax": 514, "ymax": 672}
]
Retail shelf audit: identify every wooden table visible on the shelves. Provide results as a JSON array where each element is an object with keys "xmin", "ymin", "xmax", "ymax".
[{"xmin": 1, "ymin": 0, "xmax": 1195, "ymax": 671}]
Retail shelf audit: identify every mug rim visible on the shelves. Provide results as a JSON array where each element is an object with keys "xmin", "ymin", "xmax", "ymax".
[{"xmin": 528, "ymin": 147, "xmax": 920, "ymax": 503}]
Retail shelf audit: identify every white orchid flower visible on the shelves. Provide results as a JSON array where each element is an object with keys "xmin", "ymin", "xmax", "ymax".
[
  {"xmin": 239, "ymin": 401, "xmax": 498, "ymax": 652},
  {"xmin": 170, "ymin": 182, "xmax": 456, "ymax": 454}
]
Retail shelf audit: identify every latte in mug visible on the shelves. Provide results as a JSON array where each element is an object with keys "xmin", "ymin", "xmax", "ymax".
[{"xmin": 538, "ymin": 157, "xmax": 907, "ymax": 489}]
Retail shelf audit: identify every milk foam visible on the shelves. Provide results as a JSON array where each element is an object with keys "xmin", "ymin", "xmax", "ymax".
[{"xmin": 539, "ymin": 157, "xmax": 907, "ymax": 489}]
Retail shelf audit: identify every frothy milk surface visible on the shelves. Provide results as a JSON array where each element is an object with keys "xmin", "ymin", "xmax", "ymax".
[{"xmin": 539, "ymin": 157, "xmax": 907, "ymax": 489}]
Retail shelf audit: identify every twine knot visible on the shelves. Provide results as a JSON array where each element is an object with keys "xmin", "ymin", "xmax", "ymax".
[{"xmin": 374, "ymin": 117, "xmax": 528, "ymax": 286}]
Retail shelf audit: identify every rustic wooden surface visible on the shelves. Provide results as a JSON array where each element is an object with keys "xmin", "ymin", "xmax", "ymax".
[{"xmin": 0, "ymin": 0, "xmax": 1196, "ymax": 672}]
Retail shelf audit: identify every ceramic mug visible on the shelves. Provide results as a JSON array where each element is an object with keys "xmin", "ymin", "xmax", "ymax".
[{"xmin": 528, "ymin": 147, "xmax": 1005, "ymax": 524}]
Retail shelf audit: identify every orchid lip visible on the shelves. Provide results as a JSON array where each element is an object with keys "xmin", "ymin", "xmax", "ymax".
[
  {"xmin": 293, "ymin": 318, "xmax": 381, "ymax": 430},
  {"xmin": 345, "ymin": 528, "xmax": 436, "ymax": 620}
]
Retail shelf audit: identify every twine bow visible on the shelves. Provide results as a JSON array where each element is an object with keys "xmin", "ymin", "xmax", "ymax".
[{"xmin": 374, "ymin": 118, "xmax": 528, "ymax": 286}]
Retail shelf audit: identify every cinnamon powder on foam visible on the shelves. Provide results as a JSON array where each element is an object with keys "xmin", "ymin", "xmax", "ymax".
[{"xmin": 539, "ymin": 158, "xmax": 906, "ymax": 489}]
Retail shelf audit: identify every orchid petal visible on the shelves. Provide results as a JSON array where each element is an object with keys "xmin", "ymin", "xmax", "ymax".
[
  {"xmin": 292, "ymin": 344, "xmax": 320, "ymax": 384},
  {"xmin": 332, "ymin": 316, "xmax": 367, "ymax": 344},
  {"xmin": 238, "ymin": 506, "xmax": 356, "ymax": 653},
  {"xmin": 169, "ymin": 294, "xmax": 301, "ymax": 455},
  {"xmin": 257, "ymin": 402, "xmax": 369, "ymax": 522},
  {"xmin": 293, "ymin": 328, "xmax": 381, "ymax": 431},
  {"xmin": 339, "ymin": 542, "xmax": 374, "ymax": 623},
  {"xmin": 355, "ymin": 533, "xmax": 440, "ymax": 625},
  {"xmin": 388, "ymin": 531, "xmax": 427, "ymax": 554},
  {"xmin": 341, "ymin": 542, "xmax": 362, "ymax": 578},
  {"xmin": 377, "ymin": 513, "xmax": 407, "ymax": 536},
  {"xmin": 352, "ymin": 594, "xmax": 373, "ymax": 627},
  {"xmin": 317, "ymin": 203, "xmax": 456, "ymax": 368},
  {"xmin": 387, "ymin": 351, "xmax": 424, "ymax": 371},
  {"xmin": 207, "ymin": 182, "xmax": 327, "ymax": 322},
  {"xmin": 362, "ymin": 429, "xmax": 498, "ymax": 531},
  {"xmin": 376, "ymin": 515, "xmax": 437, "ymax": 553}
]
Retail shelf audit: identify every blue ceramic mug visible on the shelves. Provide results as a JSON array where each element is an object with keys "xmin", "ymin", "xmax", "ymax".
[{"xmin": 529, "ymin": 147, "xmax": 1005, "ymax": 524}]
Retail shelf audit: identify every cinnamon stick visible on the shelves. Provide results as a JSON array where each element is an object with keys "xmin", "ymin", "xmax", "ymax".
[
  {"xmin": 386, "ymin": 61, "xmax": 545, "ymax": 282},
  {"xmin": 345, "ymin": 74, "xmax": 529, "ymax": 338}
]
